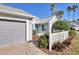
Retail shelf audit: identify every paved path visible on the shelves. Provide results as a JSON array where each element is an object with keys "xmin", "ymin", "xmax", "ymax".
[{"xmin": 0, "ymin": 42, "xmax": 47, "ymax": 55}]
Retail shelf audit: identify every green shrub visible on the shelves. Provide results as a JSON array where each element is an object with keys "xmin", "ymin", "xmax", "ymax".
[
  {"xmin": 69, "ymin": 30, "xmax": 76, "ymax": 38},
  {"xmin": 44, "ymin": 32, "xmax": 49, "ymax": 39},
  {"xmin": 38, "ymin": 34, "xmax": 49, "ymax": 48},
  {"xmin": 52, "ymin": 41, "xmax": 65, "ymax": 51},
  {"xmin": 32, "ymin": 30, "xmax": 36, "ymax": 35},
  {"xmin": 70, "ymin": 27, "xmax": 75, "ymax": 30},
  {"xmin": 52, "ymin": 20, "xmax": 70, "ymax": 31}
]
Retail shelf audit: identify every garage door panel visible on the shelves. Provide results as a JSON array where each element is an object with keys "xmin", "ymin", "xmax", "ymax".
[{"xmin": 0, "ymin": 20, "xmax": 26, "ymax": 45}]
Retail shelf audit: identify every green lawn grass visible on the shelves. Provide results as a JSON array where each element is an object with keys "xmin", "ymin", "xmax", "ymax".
[{"xmin": 63, "ymin": 32, "xmax": 79, "ymax": 55}]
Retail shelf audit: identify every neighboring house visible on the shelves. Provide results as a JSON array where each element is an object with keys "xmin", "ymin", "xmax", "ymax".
[
  {"xmin": 70, "ymin": 22, "xmax": 79, "ymax": 30},
  {"xmin": 32, "ymin": 16, "xmax": 59, "ymax": 36},
  {"xmin": 0, "ymin": 4, "xmax": 35, "ymax": 45}
]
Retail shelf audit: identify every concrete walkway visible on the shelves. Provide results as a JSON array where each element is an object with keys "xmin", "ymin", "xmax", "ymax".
[{"xmin": 0, "ymin": 42, "xmax": 47, "ymax": 55}]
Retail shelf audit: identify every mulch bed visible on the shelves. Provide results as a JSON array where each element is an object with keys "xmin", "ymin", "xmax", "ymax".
[
  {"xmin": 28, "ymin": 35, "xmax": 39, "ymax": 42},
  {"xmin": 39, "ymin": 46, "xmax": 73, "ymax": 55},
  {"xmin": 32, "ymin": 35, "xmax": 39, "ymax": 41},
  {"xmin": 39, "ymin": 38, "xmax": 75, "ymax": 55}
]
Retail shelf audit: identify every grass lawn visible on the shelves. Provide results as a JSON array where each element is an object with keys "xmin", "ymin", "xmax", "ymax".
[{"xmin": 63, "ymin": 33, "xmax": 79, "ymax": 55}]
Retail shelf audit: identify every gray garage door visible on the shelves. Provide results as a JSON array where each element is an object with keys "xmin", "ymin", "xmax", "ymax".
[{"xmin": 0, "ymin": 19, "xmax": 26, "ymax": 46}]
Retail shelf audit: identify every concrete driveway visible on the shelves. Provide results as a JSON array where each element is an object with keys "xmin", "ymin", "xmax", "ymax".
[{"xmin": 0, "ymin": 42, "xmax": 47, "ymax": 55}]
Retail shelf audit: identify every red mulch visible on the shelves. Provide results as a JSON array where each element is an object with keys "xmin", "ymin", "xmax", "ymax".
[
  {"xmin": 39, "ymin": 48, "xmax": 64, "ymax": 55},
  {"xmin": 32, "ymin": 35, "xmax": 39, "ymax": 41},
  {"xmin": 28, "ymin": 35, "xmax": 39, "ymax": 42},
  {"xmin": 39, "ymin": 37, "xmax": 75, "ymax": 55}
]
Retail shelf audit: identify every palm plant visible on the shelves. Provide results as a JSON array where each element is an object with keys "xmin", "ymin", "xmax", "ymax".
[
  {"xmin": 56, "ymin": 10, "xmax": 64, "ymax": 18},
  {"xmin": 67, "ymin": 6, "xmax": 71, "ymax": 20},
  {"xmin": 50, "ymin": 3, "xmax": 57, "ymax": 15},
  {"xmin": 72, "ymin": 5, "xmax": 78, "ymax": 21}
]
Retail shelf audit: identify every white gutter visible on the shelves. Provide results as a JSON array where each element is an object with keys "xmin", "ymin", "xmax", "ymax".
[
  {"xmin": 0, "ymin": 16, "xmax": 28, "ymax": 21},
  {"xmin": 0, "ymin": 10, "xmax": 34, "ymax": 18}
]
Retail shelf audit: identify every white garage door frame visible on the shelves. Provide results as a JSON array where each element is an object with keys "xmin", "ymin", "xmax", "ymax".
[{"xmin": 26, "ymin": 19, "xmax": 32, "ymax": 41}]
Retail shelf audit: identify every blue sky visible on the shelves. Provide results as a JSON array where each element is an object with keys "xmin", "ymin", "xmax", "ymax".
[{"xmin": 3, "ymin": 3, "xmax": 79, "ymax": 20}]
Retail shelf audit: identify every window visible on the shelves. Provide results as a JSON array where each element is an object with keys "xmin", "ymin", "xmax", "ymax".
[{"xmin": 42, "ymin": 25, "xmax": 45, "ymax": 31}]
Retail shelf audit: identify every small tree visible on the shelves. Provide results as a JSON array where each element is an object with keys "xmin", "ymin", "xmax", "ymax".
[
  {"xmin": 52, "ymin": 20, "xmax": 70, "ymax": 31},
  {"xmin": 72, "ymin": 5, "xmax": 78, "ymax": 21},
  {"xmin": 50, "ymin": 3, "xmax": 57, "ymax": 15},
  {"xmin": 67, "ymin": 6, "xmax": 72, "ymax": 20},
  {"xmin": 56, "ymin": 10, "xmax": 64, "ymax": 18}
]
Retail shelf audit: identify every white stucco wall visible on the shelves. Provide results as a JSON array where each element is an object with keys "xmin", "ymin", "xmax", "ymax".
[
  {"xmin": 26, "ymin": 20, "xmax": 32, "ymax": 41},
  {"xmin": 37, "ymin": 23, "xmax": 48, "ymax": 33}
]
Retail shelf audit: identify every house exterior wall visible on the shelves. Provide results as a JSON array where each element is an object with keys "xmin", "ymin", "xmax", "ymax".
[
  {"xmin": 45, "ymin": 23, "xmax": 49, "ymax": 32},
  {"xmin": 26, "ymin": 20, "xmax": 32, "ymax": 41},
  {"xmin": 33, "ymin": 16, "xmax": 59, "ymax": 37},
  {"xmin": 32, "ymin": 24, "xmax": 36, "ymax": 30},
  {"xmin": 35, "ymin": 23, "xmax": 48, "ymax": 35},
  {"xmin": 38, "ymin": 24, "xmax": 42, "ymax": 33}
]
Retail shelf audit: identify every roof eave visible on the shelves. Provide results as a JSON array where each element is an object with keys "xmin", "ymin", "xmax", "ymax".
[
  {"xmin": 0, "ymin": 10, "xmax": 34, "ymax": 19},
  {"xmin": 38, "ymin": 21, "xmax": 48, "ymax": 24}
]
